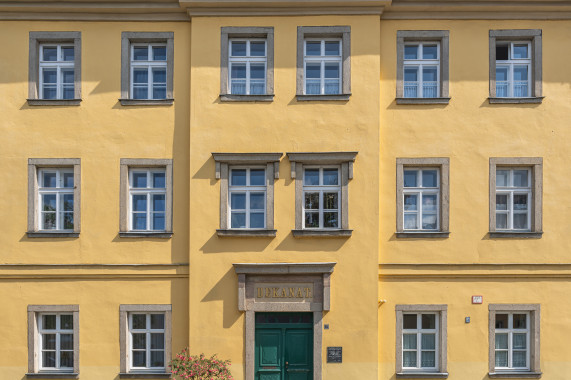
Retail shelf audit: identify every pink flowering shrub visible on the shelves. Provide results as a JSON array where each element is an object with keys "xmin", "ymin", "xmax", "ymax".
[{"xmin": 170, "ymin": 348, "xmax": 233, "ymax": 380}]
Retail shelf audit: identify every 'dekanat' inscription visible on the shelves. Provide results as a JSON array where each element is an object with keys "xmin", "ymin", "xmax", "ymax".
[{"xmin": 255, "ymin": 283, "xmax": 313, "ymax": 302}]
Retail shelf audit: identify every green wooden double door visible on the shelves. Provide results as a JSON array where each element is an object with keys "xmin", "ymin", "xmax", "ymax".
[{"xmin": 255, "ymin": 313, "xmax": 313, "ymax": 380}]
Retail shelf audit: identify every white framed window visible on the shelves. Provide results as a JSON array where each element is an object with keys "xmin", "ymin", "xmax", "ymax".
[
  {"xmin": 403, "ymin": 42, "xmax": 440, "ymax": 98},
  {"xmin": 229, "ymin": 167, "xmax": 266, "ymax": 229},
  {"xmin": 229, "ymin": 39, "xmax": 267, "ymax": 95},
  {"xmin": 37, "ymin": 168, "xmax": 75, "ymax": 231},
  {"xmin": 39, "ymin": 44, "xmax": 75, "ymax": 100},
  {"xmin": 495, "ymin": 168, "xmax": 531, "ymax": 231},
  {"xmin": 402, "ymin": 313, "xmax": 439, "ymax": 371},
  {"xmin": 128, "ymin": 313, "xmax": 166, "ymax": 371},
  {"xmin": 38, "ymin": 313, "xmax": 75, "ymax": 371},
  {"xmin": 130, "ymin": 44, "xmax": 167, "ymax": 100},
  {"xmin": 304, "ymin": 39, "xmax": 342, "ymax": 95},
  {"xmin": 303, "ymin": 167, "xmax": 340, "ymax": 229},
  {"xmin": 402, "ymin": 168, "xmax": 439, "ymax": 231},
  {"xmin": 128, "ymin": 168, "xmax": 167, "ymax": 231},
  {"xmin": 496, "ymin": 42, "xmax": 531, "ymax": 98},
  {"xmin": 494, "ymin": 312, "xmax": 530, "ymax": 371}
]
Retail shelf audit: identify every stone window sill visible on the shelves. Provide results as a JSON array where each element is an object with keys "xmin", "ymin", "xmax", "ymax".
[
  {"xmin": 488, "ymin": 97, "xmax": 543, "ymax": 104},
  {"xmin": 396, "ymin": 232, "xmax": 450, "ymax": 238},
  {"xmin": 27, "ymin": 231, "xmax": 79, "ymax": 238},
  {"xmin": 489, "ymin": 232, "xmax": 543, "ymax": 239},
  {"xmin": 296, "ymin": 94, "xmax": 351, "ymax": 101},
  {"xmin": 119, "ymin": 99, "xmax": 174, "ymax": 106},
  {"xmin": 396, "ymin": 372, "xmax": 449, "ymax": 379},
  {"xmin": 217, "ymin": 229, "xmax": 276, "ymax": 237},
  {"xmin": 119, "ymin": 373, "xmax": 172, "ymax": 379},
  {"xmin": 488, "ymin": 372, "xmax": 542, "ymax": 378},
  {"xmin": 396, "ymin": 97, "xmax": 450, "ymax": 105},
  {"xmin": 26, "ymin": 373, "xmax": 79, "ymax": 379},
  {"xmin": 119, "ymin": 232, "xmax": 173, "ymax": 238},
  {"xmin": 292, "ymin": 229, "xmax": 352, "ymax": 238},
  {"xmin": 219, "ymin": 94, "xmax": 274, "ymax": 102},
  {"xmin": 27, "ymin": 99, "xmax": 81, "ymax": 106}
]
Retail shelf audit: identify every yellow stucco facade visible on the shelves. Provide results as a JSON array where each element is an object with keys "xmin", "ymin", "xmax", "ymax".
[{"xmin": 0, "ymin": 0, "xmax": 570, "ymax": 379}]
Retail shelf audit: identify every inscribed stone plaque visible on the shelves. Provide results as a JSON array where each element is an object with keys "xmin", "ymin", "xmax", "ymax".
[
  {"xmin": 254, "ymin": 283, "xmax": 313, "ymax": 302},
  {"xmin": 327, "ymin": 347, "xmax": 342, "ymax": 363}
]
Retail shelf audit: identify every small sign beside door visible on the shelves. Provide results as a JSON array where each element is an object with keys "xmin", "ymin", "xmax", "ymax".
[{"xmin": 327, "ymin": 347, "xmax": 342, "ymax": 363}]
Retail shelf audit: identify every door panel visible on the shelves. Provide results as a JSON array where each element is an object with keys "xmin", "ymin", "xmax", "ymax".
[
  {"xmin": 285, "ymin": 329, "xmax": 312, "ymax": 380},
  {"xmin": 256, "ymin": 329, "xmax": 282, "ymax": 380}
]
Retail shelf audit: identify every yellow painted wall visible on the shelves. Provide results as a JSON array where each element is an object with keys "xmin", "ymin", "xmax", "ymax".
[
  {"xmin": 189, "ymin": 15, "xmax": 380, "ymax": 380},
  {"xmin": 379, "ymin": 20, "xmax": 571, "ymax": 379}
]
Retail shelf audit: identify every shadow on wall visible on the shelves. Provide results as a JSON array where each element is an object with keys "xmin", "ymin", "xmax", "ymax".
[{"xmin": 200, "ymin": 266, "xmax": 241, "ymax": 328}]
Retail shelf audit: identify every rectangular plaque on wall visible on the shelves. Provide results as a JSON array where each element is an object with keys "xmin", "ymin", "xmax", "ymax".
[{"xmin": 327, "ymin": 347, "xmax": 342, "ymax": 363}]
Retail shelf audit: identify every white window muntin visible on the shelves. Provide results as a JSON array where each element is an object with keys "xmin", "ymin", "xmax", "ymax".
[
  {"xmin": 402, "ymin": 313, "xmax": 439, "ymax": 371},
  {"xmin": 303, "ymin": 38, "xmax": 342, "ymax": 95},
  {"xmin": 228, "ymin": 39, "xmax": 267, "ymax": 95},
  {"xmin": 128, "ymin": 313, "xmax": 166, "ymax": 372},
  {"xmin": 38, "ymin": 313, "xmax": 74, "ymax": 372},
  {"xmin": 495, "ymin": 168, "xmax": 532, "ymax": 231},
  {"xmin": 302, "ymin": 166, "xmax": 341, "ymax": 229},
  {"xmin": 496, "ymin": 42, "xmax": 532, "ymax": 98},
  {"xmin": 228, "ymin": 167, "xmax": 266, "ymax": 229},
  {"xmin": 403, "ymin": 42, "xmax": 440, "ymax": 98},
  {"xmin": 494, "ymin": 312, "xmax": 531, "ymax": 371},
  {"xmin": 39, "ymin": 44, "xmax": 75, "ymax": 100},
  {"xmin": 402, "ymin": 168, "xmax": 440, "ymax": 231},
  {"xmin": 38, "ymin": 168, "xmax": 74, "ymax": 231},
  {"xmin": 128, "ymin": 168, "xmax": 167, "ymax": 231},
  {"xmin": 130, "ymin": 43, "xmax": 167, "ymax": 100}
]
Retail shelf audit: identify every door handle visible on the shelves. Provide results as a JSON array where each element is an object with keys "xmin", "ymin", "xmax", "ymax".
[{"xmin": 285, "ymin": 361, "xmax": 289, "ymax": 368}]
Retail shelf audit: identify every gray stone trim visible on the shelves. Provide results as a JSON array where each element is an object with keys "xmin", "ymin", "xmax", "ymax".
[
  {"xmin": 29, "ymin": 32, "xmax": 81, "ymax": 101},
  {"xmin": 119, "ymin": 99, "xmax": 174, "ymax": 106},
  {"xmin": 188, "ymin": 6, "xmax": 384, "ymax": 17},
  {"xmin": 292, "ymin": 229, "xmax": 352, "ymax": 238},
  {"xmin": 396, "ymin": 30, "xmax": 449, "ymax": 99},
  {"xmin": 396, "ymin": 374, "xmax": 449, "ymax": 379},
  {"xmin": 119, "ymin": 159, "xmax": 173, "ymax": 234},
  {"xmin": 28, "ymin": 305, "xmax": 79, "ymax": 374},
  {"xmin": 220, "ymin": 94, "xmax": 274, "ymax": 102},
  {"xmin": 396, "ymin": 232, "xmax": 450, "ymax": 239},
  {"xmin": 313, "ymin": 311, "xmax": 323, "ymax": 380},
  {"xmin": 216, "ymin": 229, "xmax": 276, "ymax": 237},
  {"xmin": 119, "ymin": 305, "xmax": 172, "ymax": 374},
  {"xmin": 396, "ymin": 305, "xmax": 447, "ymax": 375},
  {"xmin": 396, "ymin": 158, "xmax": 450, "ymax": 233},
  {"xmin": 118, "ymin": 374, "xmax": 172, "ymax": 379},
  {"xmin": 488, "ymin": 373, "xmax": 542, "ymax": 379},
  {"xmin": 296, "ymin": 26, "xmax": 351, "ymax": 96},
  {"xmin": 396, "ymin": 98, "xmax": 450, "ymax": 105},
  {"xmin": 233, "ymin": 262, "xmax": 336, "ymax": 275},
  {"xmin": 488, "ymin": 304, "xmax": 541, "ymax": 375},
  {"xmin": 27, "ymin": 158, "xmax": 81, "ymax": 234},
  {"xmin": 489, "ymin": 29, "xmax": 542, "ymax": 98},
  {"xmin": 220, "ymin": 27, "xmax": 274, "ymax": 96},
  {"xmin": 489, "ymin": 232, "xmax": 543, "ymax": 239},
  {"xmin": 27, "ymin": 232, "xmax": 80, "ymax": 238},
  {"xmin": 212, "ymin": 153, "xmax": 281, "ymax": 231},
  {"xmin": 296, "ymin": 94, "xmax": 351, "ymax": 101},
  {"xmin": 26, "ymin": 374, "xmax": 79, "ymax": 379},
  {"xmin": 489, "ymin": 157, "xmax": 543, "ymax": 233},
  {"xmin": 27, "ymin": 99, "xmax": 81, "ymax": 106},
  {"xmin": 120, "ymin": 32, "xmax": 174, "ymax": 101},
  {"xmin": 488, "ymin": 97, "xmax": 543, "ymax": 104}
]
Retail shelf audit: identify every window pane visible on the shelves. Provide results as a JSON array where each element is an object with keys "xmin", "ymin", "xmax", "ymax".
[
  {"xmin": 231, "ymin": 193, "xmax": 246, "ymax": 210},
  {"xmin": 42, "ymin": 194, "xmax": 56, "ymax": 211},
  {"xmin": 422, "ymin": 214, "xmax": 437, "ymax": 230},
  {"xmin": 496, "ymin": 213, "xmax": 508, "ymax": 229},
  {"xmin": 304, "ymin": 212, "xmax": 319, "ymax": 228},
  {"xmin": 63, "ymin": 172, "xmax": 74, "ymax": 188},
  {"xmin": 152, "ymin": 214, "xmax": 165, "ymax": 230},
  {"xmin": 513, "ymin": 170, "xmax": 529, "ymax": 187},
  {"xmin": 231, "ymin": 169, "xmax": 247, "ymax": 186},
  {"xmin": 422, "ymin": 67, "xmax": 438, "ymax": 98},
  {"xmin": 404, "ymin": 214, "xmax": 418, "ymax": 229},
  {"xmin": 132, "ymin": 333, "xmax": 146, "ymax": 349},
  {"xmin": 421, "ymin": 351, "xmax": 435, "ymax": 368},
  {"xmin": 231, "ymin": 63, "xmax": 246, "ymax": 79},
  {"xmin": 43, "ymin": 172, "xmax": 57, "ymax": 187},
  {"xmin": 43, "ymin": 351, "xmax": 56, "ymax": 368},
  {"xmin": 133, "ymin": 351, "xmax": 146, "ymax": 367},
  {"xmin": 60, "ymin": 351, "xmax": 73, "ymax": 368},
  {"xmin": 43, "ymin": 47, "xmax": 58, "ymax": 61},
  {"xmin": 231, "ymin": 41, "xmax": 246, "ymax": 57},
  {"xmin": 421, "ymin": 314, "xmax": 435, "ymax": 329},
  {"xmin": 514, "ymin": 66, "xmax": 528, "ymax": 81},
  {"xmin": 61, "ymin": 334, "xmax": 73, "ymax": 350},
  {"xmin": 422, "ymin": 194, "xmax": 437, "ymax": 212},
  {"xmin": 495, "ymin": 314, "xmax": 508, "ymax": 329},
  {"xmin": 132, "ymin": 314, "xmax": 147, "ymax": 329},
  {"xmin": 513, "ymin": 194, "xmax": 528, "ymax": 210},
  {"xmin": 323, "ymin": 212, "xmax": 338, "ymax": 228},
  {"xmin": 153, "ymin": 68, "xmax": 166, "ymax": 84},
  {"xmin": 305, "ymin": 193, "xmax": 319, "ymax": 210},
  {"xmin": 324, "ymin": 193, "xmax": 338, "ymax": 210},
  {"xmin": 513, "ymin": 333, "xmax": 527, "ymax": 349},
  {"xmin": 496, "ymin": 194, "xmax": 508, "ymax": 210},
  {"xmin": 323, "ymin": 169, "xmax": 339, "ymax": 185},
  {"xmin": 153, "ymin": 172, "xmax": 166, "ymax": 188},
  {"xmin": 152, "ymin": 194, "xmax": 165, "ymax": 212},
  {"xmin": 421, "ymin": 334, "xmax": 435, "ymax": 350},
  {"xmin": 495, "ymin": 351, "xmax": 508, "ymax": 367},
  {"xmin": 42, "ymin": 86, "xmax": 57, "ymax": 100},
  {"xmin": 404, "ymin": 67, "xmax": 418, "ymax": 82},
  {"xmin": 62, "ymin": 69, "xmax": 74, "ymax": 84},
  {"xmin": 306, "ymin": 79, "xmax": 320, "ymax": 95},
  {"xmin": 250, "ymin": 169, "xmax": 265, "ymax": 186},
  {"xmin": 151, "ymin": 333, "xmax": 165, "ymax": 349},
  {"xmin": 513, "ymin": 44, "xmax": 529, "ymax": 59},
  {"xmin": 403, "ymin": 334, "xmax": 417, "ymax": 349},
  {"xmin": 133, "ymin": 195, "xmax": 147, "ymax": 212},
  {"xmin": 250, "ymin": 193, "xmax": 265, "ymax": 210},
  {"xmin": 325, "ymin": 41, "xmax": 340, "ymax": 56},
  {"xmin": 513, "ymin": 314, "xmax": 527, "ymax": 329},
  {"xmin": 306, "ymin": 63, "xmax": 321, "ymax": 79},
  {"xmin": 231, "ymin": 213, "xmax": 246, "ymax": 228},
  {"xmin": 133, "ymin": 47, "xmax": 148, "ymax": 61},
  {"xmin": 404, "ymin": 45, "xmax": 418, "ymax": 60},
  {"xmin": 43, "ymin": 334, "xmax": 56, "ymax": 349},
  {"xmin": 63, "ymin": 194, "xmax": 74, "ymax": 211},
  {"xmin": 132, "ymin": 172, "xmax": 147, "ymax": 188},
  {"xmin": 422, "ymin": 45, "xmax": 438, "ymax": 60},
  {"xmin": 325, "ymin": 63, "xmax": 340, "ymax": 79},
  {"xmin": 496, "ymin": 170, "xmax": 509, "ymax": 187},
  {"xmin": 403, "ymin": 351, "xmax": 417, "ymax": 367},
  {"xmin": 306, "ymin": 42, "xmax": 321, "ymax": 56},
  {"xmin": 422, "ymin": 170, "xmax": 438, "ymax": 187},
  {"xmin": 63, "ymin": 212, "xmax": 74, "ymax": 230},
  {"xmin": 61, "ymin": 314, "xmax": 73, "ymax": 329},
  {"xmin": 403, "ymin": 314, "xmax": 417, "ymax": 329},
  {"xmin": 151, "ymin": 350, "xmax": 165, "ymax": 367},
  {"xmin": 325, "ymin": 79, "xmax": 340, "ymax": 94},
  {"xmin": 250, "ymin": 64, "xmax": 265, "ymax": 80},
  {"xmin": 250, "ymin": 213, "xmax": 265, "ymax": 228},
  {"xmin": 513, "ymin": 351, "xmax": 527, "ymax": 368},
  {"xmin": 133, "ymin": 214, "xmax": 146, "ymax": 230},
  {"xmin": 231, "ymin": 80, "xmax": 246, "ymax": 95},
  {"xmin": 403, "ymin": 170, "xmax": 417, "ymax": 187},
  {"xmin": 404, "ymin": 194, "xmax": 418, "ymax": 211},
  {"xmin": 43, "ymin": 68, "xmax": 57, "ymax": 84},
  {"xmin": 250, "ymin": 42, "xmax": 265, "ymax": 56},
  {"xmin": 133, "ymin": 69, "xmax": 149, "ymax": 84},
  {"xmin": 513, "ymin": 213, "xmax": 528, "ymax": 229},
  {"xmin": 152, "ymin": 46, "xmax": 167, "ymax": 61},
  {"xmin": 304, "ymin": 169, "xmax": 320, "ymax": 186},
  {"xmin": 495, "ymin": 333, "xmax": 508, "ymax": 349},
  {"xmin": 133, "ymin": 86, "xmax": 148, "ymax": 100},
  {"xmin": 496, "ymin": 45, "xmax": 509, "ymax": 60}
]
